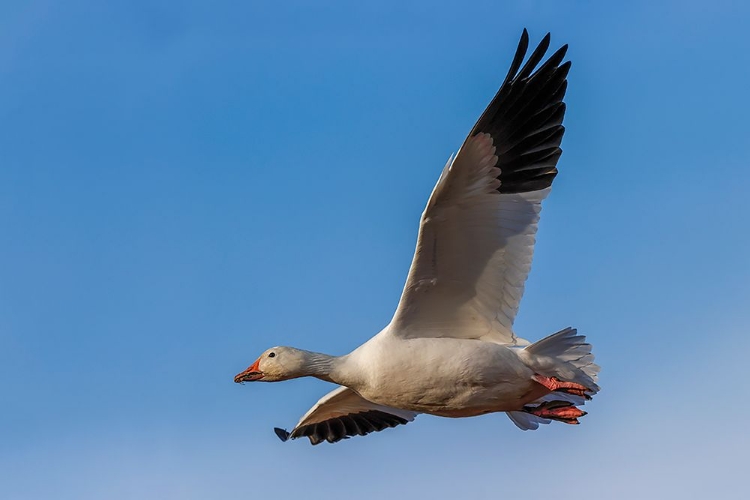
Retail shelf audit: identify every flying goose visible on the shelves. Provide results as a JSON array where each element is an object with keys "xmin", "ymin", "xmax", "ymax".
[{"xmin": 235, "ymin": 29, "xmax": 599, "ymax": 445}]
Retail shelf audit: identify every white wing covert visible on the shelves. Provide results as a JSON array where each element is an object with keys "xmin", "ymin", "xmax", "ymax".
[{"xmin": 389, "ymin": 30, "xmax": 569, "ymax": 344}]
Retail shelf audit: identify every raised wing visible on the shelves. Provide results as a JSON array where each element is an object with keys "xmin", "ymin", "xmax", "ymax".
[
  {"xmin": 389, "ymin": 30, "xmax": 569, "ymax": 344},
  {"xmin": 274, "ymin": 387, "xmax": 418, "ymax": 445}
]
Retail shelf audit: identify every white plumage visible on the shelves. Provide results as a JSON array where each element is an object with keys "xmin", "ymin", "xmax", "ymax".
[{"xmin": 235, "ymin": 30, "xmax": 600, "ymax": 445}]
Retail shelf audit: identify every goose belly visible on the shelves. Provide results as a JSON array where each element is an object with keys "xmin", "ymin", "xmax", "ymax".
[{"xmin": 352, "ymin": 338, "xmax": 545, "ymax": 416}]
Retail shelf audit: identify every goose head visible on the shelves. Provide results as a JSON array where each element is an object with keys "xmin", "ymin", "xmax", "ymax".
[{"xmin": 234, "ymin": 346, "xmax": 310, "ymax": 383}]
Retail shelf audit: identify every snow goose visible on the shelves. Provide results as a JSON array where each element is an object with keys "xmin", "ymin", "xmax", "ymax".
[{"xmin": 235, "ymin": 29, "xmax": 599, "ymax": 445}]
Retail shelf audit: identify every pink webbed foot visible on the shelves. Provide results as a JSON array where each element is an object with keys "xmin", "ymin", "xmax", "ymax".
[
  {"xmin": 523, "ymin": 401, "xmax": 587, "ymax": 425},
  {"xmin": 532, "ymin": 374, "xmax": 594, "ymax": 400}
]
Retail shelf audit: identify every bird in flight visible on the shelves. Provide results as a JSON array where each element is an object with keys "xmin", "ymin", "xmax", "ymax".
[{"xmin": 235, "ymin": 29, "xmax": 599, "ymax": 445}]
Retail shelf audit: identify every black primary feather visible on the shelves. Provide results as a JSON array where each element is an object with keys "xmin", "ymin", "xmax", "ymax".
[
  {"xmin": 287, "ymin": 410, "xmax": 410, "ymax": 445},
  {"xmin": 468, "ymin": 30, "xmax": 570, "ymax": 194}
]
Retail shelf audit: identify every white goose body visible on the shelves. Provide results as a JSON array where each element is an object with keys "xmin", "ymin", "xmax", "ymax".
[
  {"xmin": 340, "ymin": 334, "xmax": 542, "ymax": 417},
  {"xmin": 235, "ymin": 30, "xmax": 600, "ymax": 445}
]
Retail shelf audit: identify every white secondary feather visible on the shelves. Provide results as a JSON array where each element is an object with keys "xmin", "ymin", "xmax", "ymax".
[
  {"xmin": 282, "ymin": 386, "xmax": 418, "ymax": 444},
  {"xmin": 388, "ymin": 132, "xmax": 549, "ymax": 345},
  {"xmin": 294, "ymin": 386, "xmax": 418, "ymax": 429}
]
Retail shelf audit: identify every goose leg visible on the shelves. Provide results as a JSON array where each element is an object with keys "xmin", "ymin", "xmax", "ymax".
[
  {"xmin": 523, "ymin": 400, "xmax": 587, "ymax": 424},
  {"xmin": 532, "ymin": 374, "xmax": 593, "ymax": 400}
]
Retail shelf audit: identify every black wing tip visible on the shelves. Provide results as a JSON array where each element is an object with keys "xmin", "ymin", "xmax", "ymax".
[
  {"xmin": 519, "ymin": 32, "xmax": 568, "ymax": 81},
  {"xmin": 502, "ymin": 29, "xmax": 531, "ymax": 88},
  {"xmin": 288, "ymin": 410, "xmax": 412, "ymax": 446},
  {"xmin": 470, "ymin": 30, "xmax": 570, "ymax": 194},
  {"xmin": 274, "ymin": 427, "xmax": 291, "ymax": 442}
]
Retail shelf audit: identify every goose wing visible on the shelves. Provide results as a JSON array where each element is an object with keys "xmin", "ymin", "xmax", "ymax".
[
  {"xmin": 389, "ymin": 30, "xmax": 569, "ymax": 344},
  {"xmin": 274, "ymin": 387, "xmax": 418, "ymax": 445}
]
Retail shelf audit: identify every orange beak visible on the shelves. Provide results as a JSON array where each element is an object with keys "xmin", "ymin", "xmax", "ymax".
[{"xmin": 234, "ymin": 358, "xmax": 264, "ymax": 383}]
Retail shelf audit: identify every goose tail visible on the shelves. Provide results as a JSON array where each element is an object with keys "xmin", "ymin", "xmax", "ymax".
[{"xmin": 508, "ymin": 327, "xmax": 600, "ymax": 430}]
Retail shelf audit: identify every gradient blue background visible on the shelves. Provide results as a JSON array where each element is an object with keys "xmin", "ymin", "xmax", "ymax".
[{"xmin": 2, "ymin": 1, "xmax": 749, "ymax": 498}]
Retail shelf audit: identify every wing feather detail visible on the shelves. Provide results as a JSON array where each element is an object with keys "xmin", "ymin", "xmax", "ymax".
[
  {"xmin": 276, "ymin": 387, "xmax": 418, "ymax": 445},
  {"xmin": 388, "ymin": 30, "xmax": 568, "ymax": 344}
]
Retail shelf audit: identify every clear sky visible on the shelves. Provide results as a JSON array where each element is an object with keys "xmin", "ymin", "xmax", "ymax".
[{"xmin": 2, "ymin": 1, "xmax": 749, "ymax": 498}]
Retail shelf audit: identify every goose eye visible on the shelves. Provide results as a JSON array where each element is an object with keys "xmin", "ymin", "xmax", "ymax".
[{"xmin": 268, "ymin": 352, "xmax": 276, "ymax": 358}]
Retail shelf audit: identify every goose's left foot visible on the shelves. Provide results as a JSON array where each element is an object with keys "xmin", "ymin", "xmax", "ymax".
[
  {"xmin": 532, "ymin": 374, "xmax": 593, "ymax": 400},
  {"xmin": 523, "ymin": 401, "xmax": 586, "ymax": 424}
]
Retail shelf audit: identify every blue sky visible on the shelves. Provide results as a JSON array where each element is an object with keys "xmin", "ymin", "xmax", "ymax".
[{"xmin": 2, "ymin": 1, "xmax": 749, "ymax": 498}]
